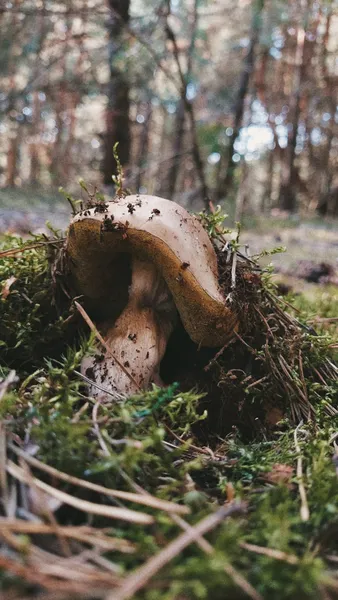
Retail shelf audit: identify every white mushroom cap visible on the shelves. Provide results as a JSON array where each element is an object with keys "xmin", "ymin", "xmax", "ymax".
[{"xmin": 66, "ymin": 195, "xmax": 237, "ymax": 347}]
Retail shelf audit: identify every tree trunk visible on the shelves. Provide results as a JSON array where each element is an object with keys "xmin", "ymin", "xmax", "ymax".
[
  {"xmin": 278, "ymin": 1, "xmax": 309, "ymax": 212},
  {"xmin": 103, "ymin": 0, "xmax": 130, "ymax": 187},
  {"xmin": 166, "ymin": 99, "xmax": 185, "ymax": 198},
  {"xmin": 135, "ymin": 101, "xmax": 152, "ymax": 192},
  {"xmin": 217, "ymin": 0, "xmax": 265, "ymax": 200}
]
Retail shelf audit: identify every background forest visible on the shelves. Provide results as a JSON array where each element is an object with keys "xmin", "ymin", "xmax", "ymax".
[{"xmin": 0, "ymin": 0, "xmax": 337, "ymax": 225}]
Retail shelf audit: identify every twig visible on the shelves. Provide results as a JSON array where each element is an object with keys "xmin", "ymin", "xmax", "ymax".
[
  {"xmin": 240, "ymin": 542, "xmax": 299, "ymax": 565},
  {"xmin": 0, "ymin": 421, "xmax": 8, "ymax": 507},
  {"xmin": 204, "ymin": 338, "xmax": 234, "ymax": 371},
  {"xmin": 108, "ymin": 502, "xmax": 246, "ymax": 600},
  {"xmin": 8, "ymin": 443, "xmax": 189, "ymax": 515},
  {"xmin": 92, "ymin": 400, "xmax": 111, "ymax": 456},
  {"xmin": 6, "ymin": 460, "xmax": 154, "ymax": 525},
  {"xmin": 294, "ymin": 422, "xmax": 310, "ymax": 522},
  {"xmin": 0, "ymin": 519, "xmax": 135, "ymax": 552},
  {"xmin": 308, "ymin": 317, "xmax": 338, "ymax": 324},
  {"xmin": 171, "ymin": 515, "xmax": 262, "ymax": 600},
  {"xmin": 0, "ymin": 239, "xmax": 64, "ymax": 259},
  {"xmin": 231, "ymin": 251, "xmax": 237, "ymax": 289},
  {"xmin": 19, "ymin": 458, "xmax": 71, "ymax": 557}
]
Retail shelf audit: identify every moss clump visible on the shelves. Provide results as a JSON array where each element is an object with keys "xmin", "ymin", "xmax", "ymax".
[
  {"xmin": 0, "ymin": 207, "xmax": 337, "ymax": 599},
  {"xmin": 0, "ymin": 231, "xmax": 74, "ymax": 371}
]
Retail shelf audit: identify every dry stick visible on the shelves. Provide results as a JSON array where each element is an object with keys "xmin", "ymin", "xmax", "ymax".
[
  {"xmin": 107, "ymin": 503, "xmax": 246, "ymax": 600},
  {"xmin": 92, "ymin": 400, "xmax": 111, "ymax": 456},
  {"xmin": 309, "ymin": 317, "xmax": 338, "ymax": 324},
  {"xmin": 0, "ymin": 239, "xmax": 64, "ymax": 259},
  {"xmin": 240, "ymin": 542, "xmax": 299, "ymax": 565},
  {"xmin": 171, "ymin": 515, "xmax": 262, "ymax": 600},
  {"xmin": 0, "ymin": 519, "xmax": 135, "ymax": 552},
  {"xmin": 8, "ymin": 443, "xmax": 189, "ymax": 515},
  {"xmin": 6, "ymin": 460, "xmax": 153, "ymax": 525},
  {"xmin": 298, "ymin": 350, "xmax": 309, "ymax": 405},
  {"xmin": 19, "ymin": 457, "xmax": 72, "ymax": 558},
  {"xmin": 164, "ymin": 424, "xmax": 224, "ymax": 459},
  {"xmin": 0, "ymin": 553, "xmax": 64, "ymax": 591},
  {"xmin": 294, "ymin": 422, "xmax": 310, "ymax": 522},
  {"xmin": 0, "ymin": 421, "xmax": 8, "ymax": 508},
  {"xmin": 115, "ymin": 455, "xmax": 260, "ymax": 599},
  {"xmin": 74, "ymin": 301, "xmax": 140, "ymax": 390},
  {"xmin": 94, "ymin": 415, "xmax": 261, "ymax": 599}
]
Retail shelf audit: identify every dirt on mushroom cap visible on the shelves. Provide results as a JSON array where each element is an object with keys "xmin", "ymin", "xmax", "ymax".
[{"xmin": 66, "ymin": 195, "xmax": 238, "ymax": 347}]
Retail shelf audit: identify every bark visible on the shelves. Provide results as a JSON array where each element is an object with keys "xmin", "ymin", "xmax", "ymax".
[
  {"xmin": 29, "ymin": 92, "xmax": 40, "ymax": 186},
  {"xmin": 5, "ymin": 0, "xmax": 21, "ymax": 187},
  {"xmin": 217, "ymin": 0, "xmax": 265, "ymax": 200},
  {"xmin": 135, "ymin": 102, "xmax": 152, "ymax": 192},
  {"xmin": 166, "ymin": 99, "xmax": 185, "ymax": 198},
  {"xmin": 6, "ymin": 135, "xmax": 20, "ymax": 187},
  {"xmin": 166, "ymin": 0, "xmax": 198, "ymax": 199},
  {"xmin": 278, "ymin": 1, "xmax": 310, "ymax": 212},
  {"xmin": 103, "ymin": 0, "xmax": 130, "ymax": 187},
  {"xmin": 165, "ymin": 0, "xmax": 209, "ymax": 208}
]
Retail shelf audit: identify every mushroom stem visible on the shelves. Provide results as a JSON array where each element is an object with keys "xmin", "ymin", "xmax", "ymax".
[{"xmin": 81, "ymin": 258, "xmax": 177, "ymax": 399}]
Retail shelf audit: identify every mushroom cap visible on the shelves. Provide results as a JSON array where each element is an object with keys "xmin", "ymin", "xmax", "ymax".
[{"xmin": 66, "ymin": 195, "xmax": 237, "ymax": 347}]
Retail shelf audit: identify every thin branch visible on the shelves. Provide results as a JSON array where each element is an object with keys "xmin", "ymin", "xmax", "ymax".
[
  {"xmin": 7, "ymin": 460, "xmax": 154, "ymax": 525},
  {"xmin": 294, "ymin": 422, "xmax": 310, "ymax": 522},
  {"xmin": 8, "ymin": 443, "xmax": 189, "ymax": 515},
  {"xmin": 108, "ymin": 503, "xmax": 246, "ymax": 600}
]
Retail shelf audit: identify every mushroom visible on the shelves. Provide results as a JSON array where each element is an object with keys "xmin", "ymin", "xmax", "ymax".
[{"xmin": 66, "ymin": 195, "xmax": 238, "ymax": 398}]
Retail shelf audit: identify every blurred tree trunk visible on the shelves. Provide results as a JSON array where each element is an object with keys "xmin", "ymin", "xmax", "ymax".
[
  {"xmin": 278, "ymin": 2, "xmax": 308, "ymax": 212},
  {"xmin": 29, "ymin": 92, "xmax": 41, "ymax": 186},
  {"xmin": 6, "ymin": 135, "xmax": 20, "ymax": 187},
  {"xmin": 51, "ymin": 83, "xmax": 67, "ymax": 185},
  {"xmin": 5, "ymin": 0, "xmax": 21, "ymax": 187},
  {"xmin": 135, "ymin": 101, "xmax": 152, "ymax": 192},
  {"xmin": 166, "ymin": 0, "xmax": 198, "ymax": 199},
  {"xmin": 103, "ymin": 0, "xmax": 130, "ymax": 187},
  {"xmin": 217, "ymin": 0, "xmax": 265, "ymax": 200},
  {"xmin": 167, "ymin": 99, "xmax": 185, "ymax": 198},
  {"xmin": 318, "ymin": 10, "xmax": 335, "ymax": 201}
]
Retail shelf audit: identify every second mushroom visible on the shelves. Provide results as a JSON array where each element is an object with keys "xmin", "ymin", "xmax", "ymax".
[{"xmin": 66, "ymin": 195, "xmax": 238, "ymax": 399}]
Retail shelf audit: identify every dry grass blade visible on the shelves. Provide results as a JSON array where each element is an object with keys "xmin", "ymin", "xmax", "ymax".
[
  {"xmin": 6, "ymin": 460, "xmax": 154, "ymax": 525},
  {"xmin": 171, "ymin": 515, "xmax": 262, "ymax": 600},
  {"xmin": 294, "ymin": 422, "xmax": 310, "ymax": 522},
  {"xmin": 0, "ymin": 554, "xmax": 63, "ymax": 591},
  {"xmin": 8, "ymin": 443, "xmax": 189, "ymax": 515},
  {"xmin": 240, "ymin": 542, "xmax": 299, "ymax": 565},
  {"xmin": 0, "ymin": 518, "xmax": 135, "ymax": 552},
  {"xmin": 107, "ymin": 502, "xmax": 246, "ymax": 600},
  {"xmin": 0, "ymin": 421, "xmax": 8, "ymax": 503}
]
